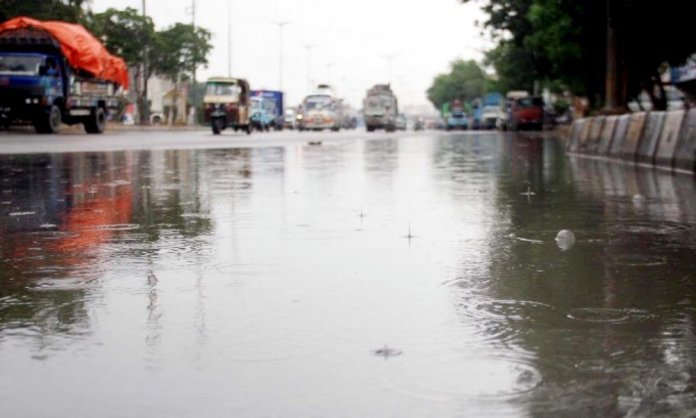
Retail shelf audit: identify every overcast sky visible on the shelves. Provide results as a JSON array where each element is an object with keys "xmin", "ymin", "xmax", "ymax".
[{"xmin": 89, "ymin": 0, "xmax": 490, "ymax": 110}]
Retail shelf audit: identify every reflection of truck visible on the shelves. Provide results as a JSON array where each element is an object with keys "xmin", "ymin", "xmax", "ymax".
[
  {"xmin": 363, "ymin": 84, "xmax": 397, "ymax": 132},
  {"xmin": 0, "ymin": 17, "xmax": 128, "ymax": 134},
  {"xmin": 250, "ymin": 90, "xmax": 283, "ymax": 130},
  {"xmin": 298, "ymin": 84, "xmax": 342, "ymax": 131}
]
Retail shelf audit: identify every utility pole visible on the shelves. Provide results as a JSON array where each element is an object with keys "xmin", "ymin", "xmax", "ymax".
[
  {"xmin": 141, "ymin": 0, "xmax": 149, "ymax": 125},
  {"xmin": 190, "ymin": 0, "xmax": 197, "ymax": 125},
  {"xmin": 274, "ymin": 21, "xmax": 290, "ymax": 92},
  {"xmin": 305, "ymin": 44, "xmax": 315, "ymax": 94},
  {"xmin": 381, "ymin": 53, "xmax": 398, "ymax": 85},
  {"xmin": 228, "ymin": 0, "xmax": 232, "ymax": 77}
]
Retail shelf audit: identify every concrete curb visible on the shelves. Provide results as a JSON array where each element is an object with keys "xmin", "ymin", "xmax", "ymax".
[{"xmin": 567, "ymin": 109, "xmax": 695, "ymax": 173}]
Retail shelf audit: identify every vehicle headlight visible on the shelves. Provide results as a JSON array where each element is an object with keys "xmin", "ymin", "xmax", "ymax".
[
  {"xmin": 25, "ymin": 98, "xmax": 31, "ymax": 104},
  {"xmin": 296, "ymin": 114, "xmax": 303, "ymax": 120}
]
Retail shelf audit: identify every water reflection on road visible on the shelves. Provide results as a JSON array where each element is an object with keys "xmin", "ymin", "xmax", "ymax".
[{"xmin": 1, "ymin": 132, "xmax": 695, "ymax": 417}]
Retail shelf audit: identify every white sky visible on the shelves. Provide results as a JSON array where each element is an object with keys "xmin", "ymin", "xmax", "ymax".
[{"xmin": 89, "ymin": 0, "xmax": 490, "ymax": 110}]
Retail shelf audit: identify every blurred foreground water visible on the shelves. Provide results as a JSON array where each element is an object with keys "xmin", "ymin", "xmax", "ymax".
[{"xmin": 1, "ymin": 132, "xmax": 695, "ymax": 417}]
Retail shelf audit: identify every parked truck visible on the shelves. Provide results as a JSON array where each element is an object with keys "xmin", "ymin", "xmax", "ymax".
[
  {"xmin": 0, "ymin": 17, "xmax": 128, "ymax": 134},
  {"xmin": 363, "ymin": 84, "xmax": 398, "ymax": 132},
  {"xmin": 250, "ymin": 90, "xmax": 283, "ymax": 131}
]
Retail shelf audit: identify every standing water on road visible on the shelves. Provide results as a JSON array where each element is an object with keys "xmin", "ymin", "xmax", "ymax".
[{"xmin": 1, "ymin": 132, "xmax": 695, "ymax": 417}]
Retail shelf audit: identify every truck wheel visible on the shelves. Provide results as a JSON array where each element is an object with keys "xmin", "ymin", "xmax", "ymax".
[
  {"xmin": 84, "ymin": 107, "xmax": 106, "ymax": 134},
  {"xmin": 35, "ymin": 105, "xmax": 62, "ymax": 134},
  {"xmin": 245, "ymin": 125, "xmax": 252, "ymax": 135},
  {"xmin": 366, "ymin": 126, "xmax": 374, "ymax": 132}
]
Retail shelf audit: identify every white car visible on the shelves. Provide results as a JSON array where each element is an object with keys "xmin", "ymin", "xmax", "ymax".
[
  {"xmin": 283, "ymin": 109, "xmax": 296, "ymax": 129},
  {"xmin": 481, "ymin": 105, "xmax": 504, "ymax": 130}
]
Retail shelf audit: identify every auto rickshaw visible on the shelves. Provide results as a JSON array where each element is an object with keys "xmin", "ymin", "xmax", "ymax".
[{"xmin": 203, "ymin": 77, "xmax": 252, "ymax": 135}]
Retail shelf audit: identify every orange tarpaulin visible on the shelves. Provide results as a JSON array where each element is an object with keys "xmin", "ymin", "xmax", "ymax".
[{"xmin": 0, "ymin": 17, "xmax": 129, "ymax": 89}]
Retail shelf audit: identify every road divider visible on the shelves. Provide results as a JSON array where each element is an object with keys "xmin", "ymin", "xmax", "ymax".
[
  {"xmin": 567, "ymin": 109, "xmax": 695, "ymax": 173},
  {"xmin": 597, "ymin": 115, "xmax": 618, "ymax": 155},
  {"xmin": 609, "ymin": 114, "xmax": 630, "ymax": 157}
]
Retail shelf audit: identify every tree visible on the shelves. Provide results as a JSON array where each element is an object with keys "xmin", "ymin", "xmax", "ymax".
[
  {"xmin": 0, "ymin": 0, "xmax": 86, "ymax": 23},
  {"xmin": 427, "ymin": 60, "xmax": 488, "ymax": 111},
  {"xmin": 463, "ymin": 0, "xmax": 696, "ymax": 110},
  {"xmin": 87, "ymin": 8, "xmax": 155, "ymax": 124},
  {"xmin": 150, "ymin": 23, "xmax": 212, "ymax": 124},
  {"xmin": 484, "ymin": 42, "xmax": 537, "ymax": 94}
]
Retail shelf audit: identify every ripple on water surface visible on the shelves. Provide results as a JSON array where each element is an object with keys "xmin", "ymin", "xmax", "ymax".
[
  {"xmin": 383, "ymin": 355, "xmax": 542, "ymax": 403},
  {"xmin": 566, "ymin": 307, "xmax": 659, "ymax": 325},
  {"xmin": 451, "ymin": 294, "xmax": 566, "ymax": 349}
]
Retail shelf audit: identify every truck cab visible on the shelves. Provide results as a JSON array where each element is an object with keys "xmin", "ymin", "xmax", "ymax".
[
  {"xmin": 0, "ymin": 21, "xmax": 126, "ymax": 134},
  {"xmin": 300, "ymin": 86, "xmax": 342, "ymax": 132},
  {"xmin": 363, "ymin": 84, "xmax": 398, "ymax": 132}
]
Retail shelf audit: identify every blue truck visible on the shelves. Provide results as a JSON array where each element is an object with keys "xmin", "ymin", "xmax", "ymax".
[
  {"xmin": 0, "ymin": 18, "xmax": 127, "ymax": 134},
  {"xmin": 479, "ymin": 92, "xmax": 504, "ymax": 130},
  {"xmin": 250, "ymin": 90, "xmax": 284, "ymax": 131}
]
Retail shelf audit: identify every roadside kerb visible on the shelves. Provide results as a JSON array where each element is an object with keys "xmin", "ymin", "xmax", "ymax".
[
  {"xmin": 637, "ymin": 111, "xmax": 665, "ymax": 164},
  {"xmin": 620, "ymin": 112, "xmax": 647, "ymax": 161},
  {"xmin": 674, "ymin": 108, "xmax": 696, "ymax": 172},
  {"xmin": 573, "ymin": 118, "xmax": 592, "ymax": 153},
  {"xmin": 566, "ymin": 118, "xmax": 587, "ymax": 152},
  {"xmin": 586, "ymin": 116, "xmax": 605, "ymax": 154},
  {"xmin": 609, "ymin": 114, "xmax": 630, "ymax": 157},
  {"xmin": 597, "ymin": 115, "xmax": 618, "ymax": 155},
  {"xmin": 654, "ymin": 110, "xmax": 686, "ymax": 168}
]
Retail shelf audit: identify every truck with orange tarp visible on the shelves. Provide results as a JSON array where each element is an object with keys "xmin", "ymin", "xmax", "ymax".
[{"xmin": 0, "ymin": 17, "xmax": 128, "ymax": 134}]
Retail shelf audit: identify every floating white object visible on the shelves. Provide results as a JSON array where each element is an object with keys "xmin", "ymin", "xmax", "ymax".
[{"xmin": 555, "ymin": 229, "xmax": 576, "ymax": 251}]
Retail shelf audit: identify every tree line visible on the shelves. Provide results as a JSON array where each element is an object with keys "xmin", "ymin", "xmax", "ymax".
[
  {"xmin": 0, "ymin": 0, "xmax": 213, "ymax": 124},
  {"xmin": 430, "ymin": 0, "xmax": 694, "ymax": 112}
]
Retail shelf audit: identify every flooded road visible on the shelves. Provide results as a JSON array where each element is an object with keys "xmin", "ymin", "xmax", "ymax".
[{"xmin": 1, "ymin": 131, "xmax": 695, "ymax": 417}]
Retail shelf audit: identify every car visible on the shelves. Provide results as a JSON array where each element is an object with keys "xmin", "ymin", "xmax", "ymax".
[
  {"xmin": 480, "ymin": 105, "xmax": 504, "ymax": 130},
  {"xmin": 508, "ymin": 96, "xmax": 544, "ymax": 131},
  {"xmin": 413, "ymin": 117, "xmax": 425, "ymax": 130},
  {"xmin": 283, "ymin": 108, "xmax": 296, "ymax": 129},
  {"xmin": 395, "ymin": 114, "xmax": 407, "ymax": 130},
  {"xmin": 446, "ymin": 111, "xmax": 468, "ymax": 130}
]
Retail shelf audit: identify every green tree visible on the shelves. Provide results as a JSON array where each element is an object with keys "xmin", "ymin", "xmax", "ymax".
[
  {"xmin": 150, "ymin": 23, "xmax": 212, "ymax": 124},
  {"xmin": 0, "ymin": 0, "xmax": 86, "ymax": 23},
  {"xmin": 484, "ymin": 42, "xmax": 537, "ymax": 94},
  {"xmin": 427, "ymin": 59, "xmax": 488, "ymax": 111},
  {"xmin": 463, "ymin": 0, "xmax": 695, "ymax": 110},
  {"xmin": 87, "ymin": 8, "xmax": 155, "ymax": 124}
]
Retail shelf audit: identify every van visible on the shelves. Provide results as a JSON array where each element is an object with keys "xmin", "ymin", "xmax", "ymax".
[{"xmin": 509, "ymin": 96, "xmax": 544, "ymax": 131}]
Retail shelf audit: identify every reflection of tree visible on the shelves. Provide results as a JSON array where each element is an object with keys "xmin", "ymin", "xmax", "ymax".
[
  {"xmin": 446, "ymin": 137, "xmax": 696, "ymax": 415},
  {"xmin": 130, "ymin": 149, "xmax": 213, "ymax": 242}
]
